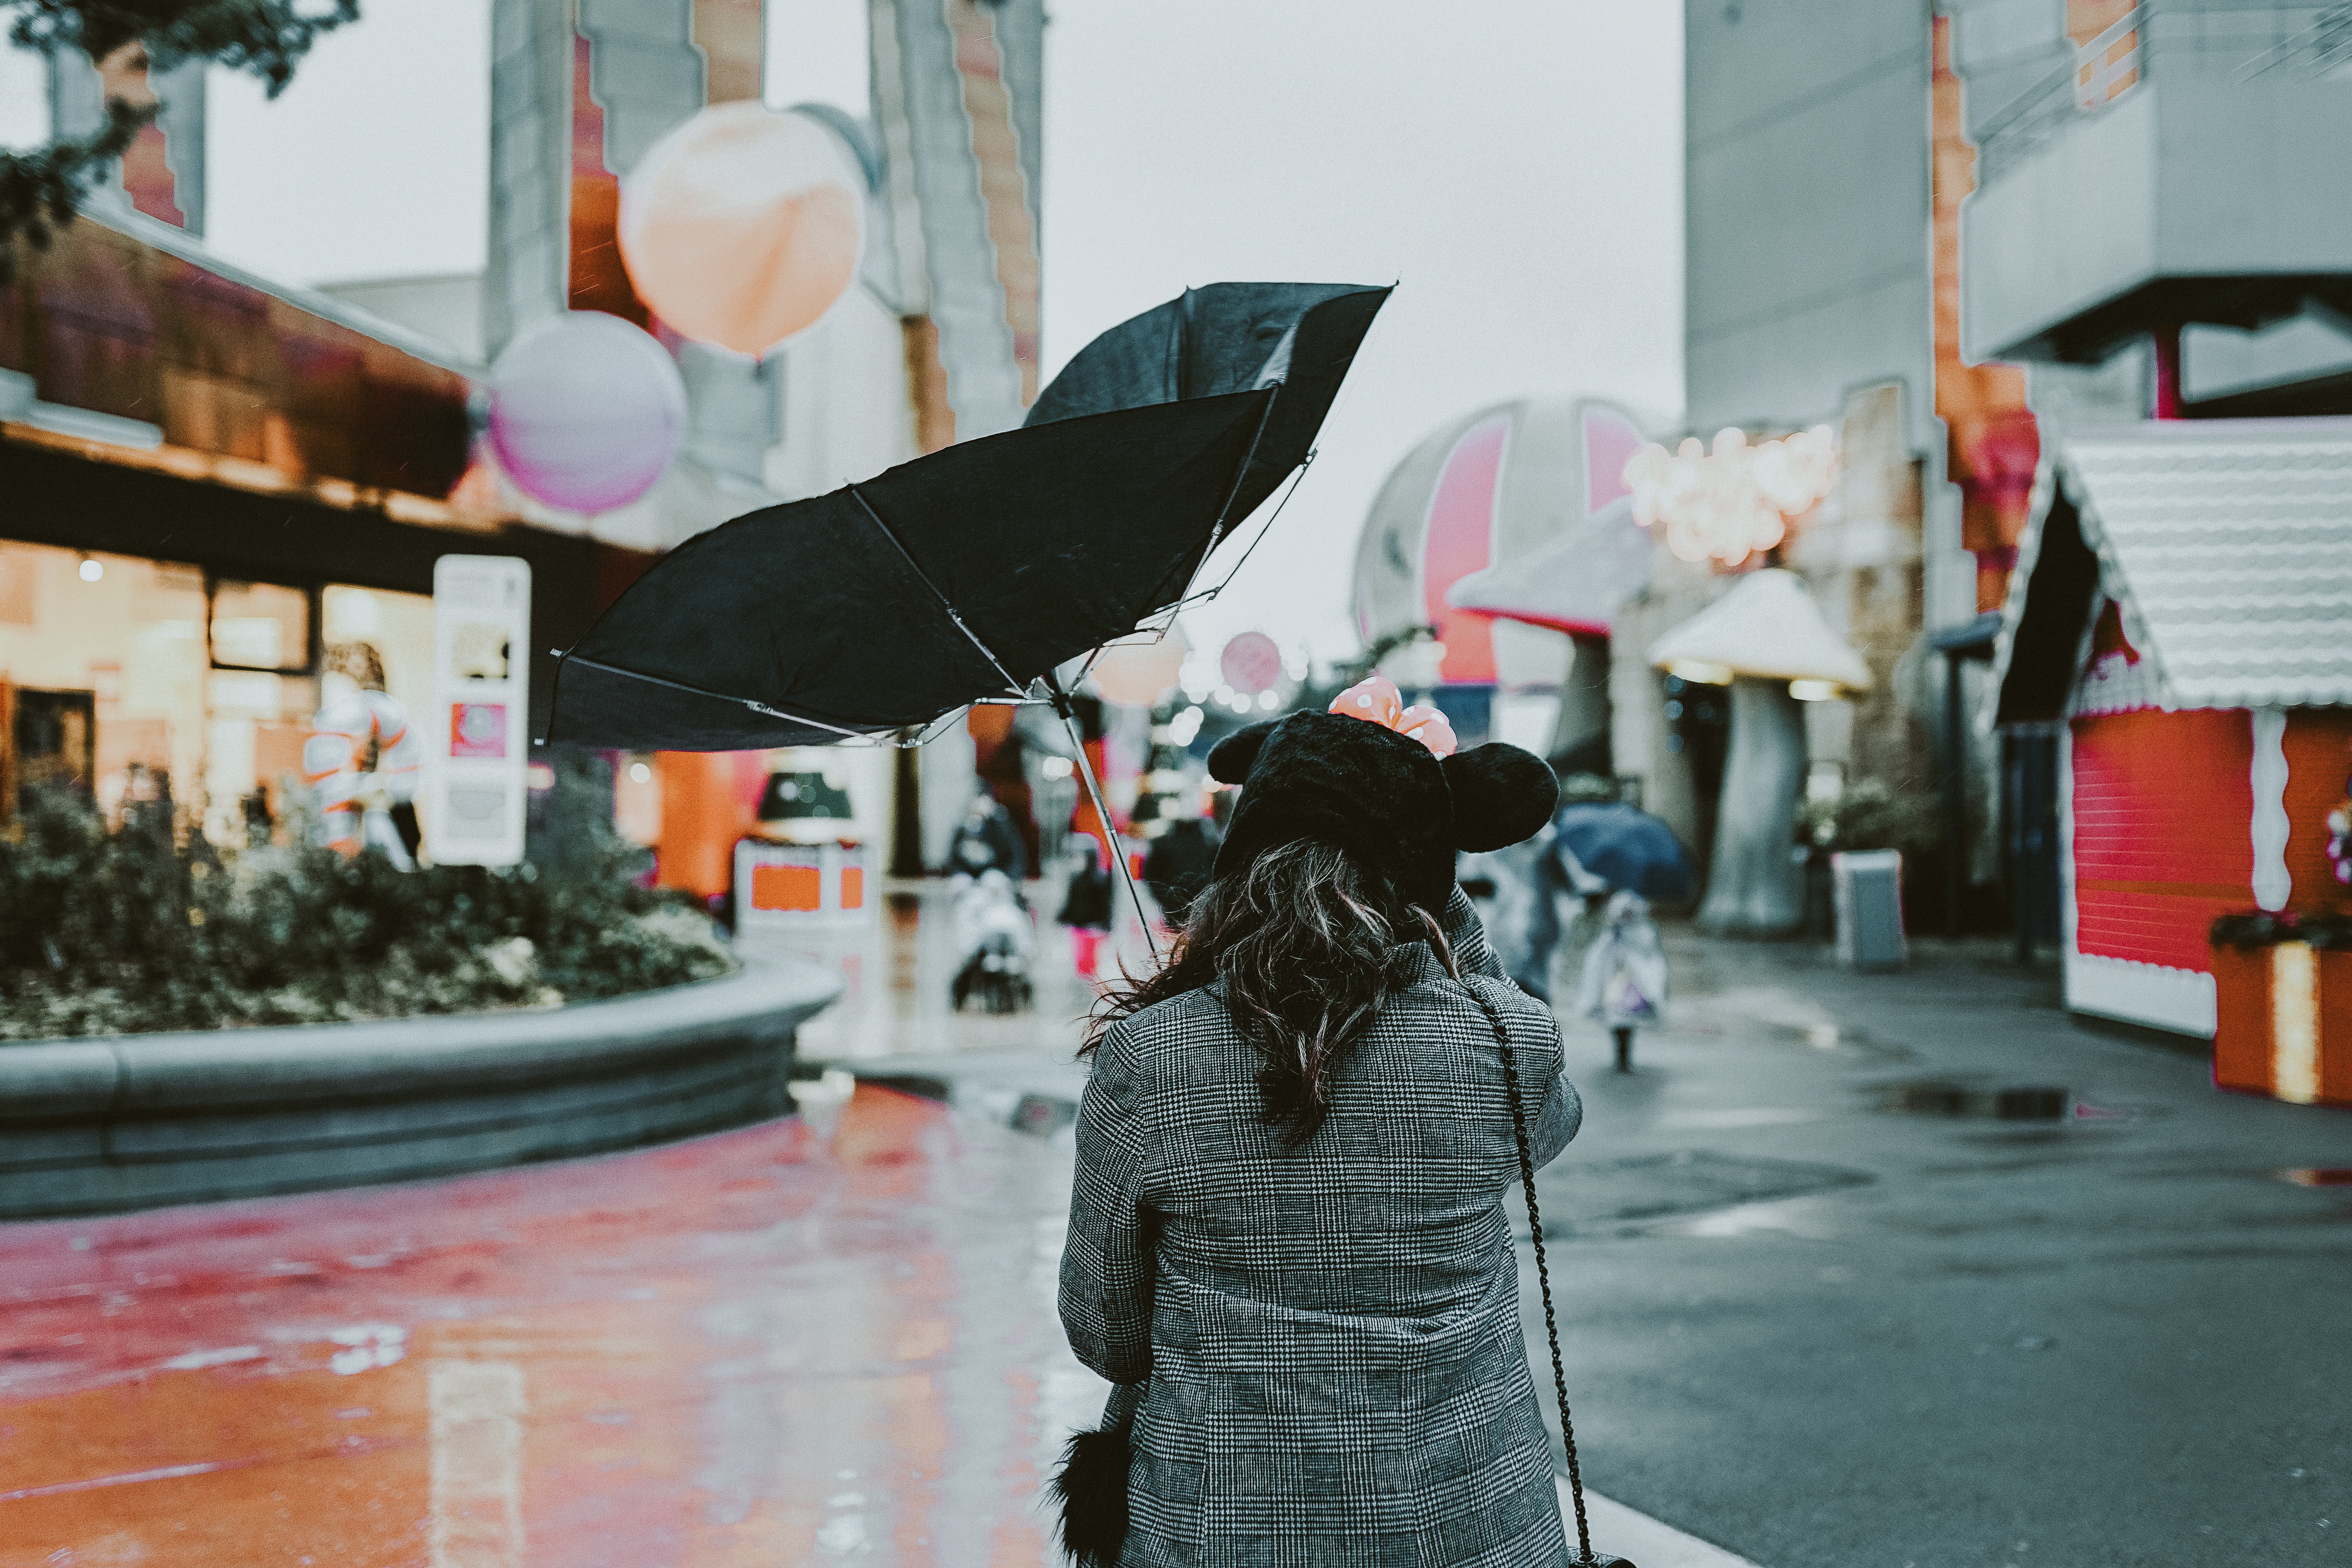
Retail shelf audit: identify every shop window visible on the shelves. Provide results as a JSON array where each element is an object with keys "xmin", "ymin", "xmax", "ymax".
[
  {"xmin": 209, "ymin": 579, "xmax": 314, "ymax": 673},
  {"xmin": 319, "ymin": 584, "xmax": 437, "ymax": 854},
  {"xmin": 12, "ymin": 688, "xmax": 95, "ymax": 798},
  {"xmin": 0, "ymin": 545, "xmax": 206, "ymax": 828}
]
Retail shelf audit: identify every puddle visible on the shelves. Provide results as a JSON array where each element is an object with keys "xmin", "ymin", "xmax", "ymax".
[
  {"xmin": 1658, "ymin": 1107, "xmax": 1829, "ymax": 1131},
  {"xmin": 1531, "ymin": 1149, "xmax": 1873, "ymax": 1237},
  {"xmin": 1652, "ymin": 1195, "xmax": 1844, "ymax": 1240},
  {"xmin": 1758, "ymin": 1021, "xmax": 1913, "ymax": 1059},
  {"xmin": 1874, "ymin": 1080, "xmax": 2069, "ymax": 1120}
]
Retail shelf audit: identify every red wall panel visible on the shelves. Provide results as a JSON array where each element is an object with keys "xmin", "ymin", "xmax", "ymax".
[
  {"xmin": 2071, "ymin": 709, "xmax": 2252, "ymax": 972},
  {"xmin": 2283, "ymin": 709, "xmax": 2352, "ymax": 908}
]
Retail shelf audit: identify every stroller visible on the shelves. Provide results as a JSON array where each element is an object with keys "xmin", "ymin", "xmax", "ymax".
[{"xmin": 949, "ymin": 868, "xmax": 1035, "ymax": 1014}]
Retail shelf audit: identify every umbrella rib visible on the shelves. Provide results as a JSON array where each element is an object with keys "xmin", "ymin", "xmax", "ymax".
[
  {"xmin": 846, "ymin": 484, "xmax": 1028, "ymax": 699},
  {"xmin": 1195, "ymin": 449, "xmax": 1313, "ymax": 602},
  {"xmin": 1046, "ymin": 671, "xmax": 1159, "ymax": 960},
  {"xmin": 1201, "ymin": 387, "xmax": 1282, "ymax": 556},
  {"xmin": 559, "ymin": 654, "xmax": 872, "ymax": 740}
]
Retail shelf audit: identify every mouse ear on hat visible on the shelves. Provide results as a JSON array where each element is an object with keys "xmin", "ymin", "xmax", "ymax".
[
  {"xmin": 1206, "ymin": 719, "xmax": 1279, "ymax": 785},
  {"xmin": 1442, "ymin": 743, "xmax": 1559, "ymax": 851}
]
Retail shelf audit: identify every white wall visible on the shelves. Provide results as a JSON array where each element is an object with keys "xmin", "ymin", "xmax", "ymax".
[{"xmin": 765, "ymin": 285, "xmax": 920, "ymax": 500}]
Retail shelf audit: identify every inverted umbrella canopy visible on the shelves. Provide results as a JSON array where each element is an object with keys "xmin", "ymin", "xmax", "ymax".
[
  {"xmin": 547, "ymin": 390, "xmax": 1276, "ymax": 751},
  {"xmin": 1027, "ymin": 282, "xmax": 1392, "ymax": 528}
]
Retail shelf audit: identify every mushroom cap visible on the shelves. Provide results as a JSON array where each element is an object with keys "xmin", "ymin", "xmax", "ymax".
[
  {"xmin": 1647, "ymin": 567, "xmax": 1873, "ymax": 689},
  {"xmin": 1444, "ymin": 496, "xmax": 1653, "ymax": 638}
]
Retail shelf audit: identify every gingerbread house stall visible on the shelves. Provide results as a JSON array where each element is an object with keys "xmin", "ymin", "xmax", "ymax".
[{"xmin": 1992, "ymin": 420, "xmax": 2352, "ymax": 1101}]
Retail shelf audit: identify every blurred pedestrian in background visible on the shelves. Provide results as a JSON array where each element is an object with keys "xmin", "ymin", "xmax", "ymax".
[
  {"xmin": 1058, "ymin": 837, "xmax": 1115, "ymax": 979},
  {"xmin": 1141, "ymin": 808, "xmax": 1220, "ymax": 927},
  {"xmin": 950, "ymin": 784, "xmax": 1030, "ymax": 880},
  {"xmin": 1574, "ymin": 888, "xmax": 1667, "ymax": 1072}
]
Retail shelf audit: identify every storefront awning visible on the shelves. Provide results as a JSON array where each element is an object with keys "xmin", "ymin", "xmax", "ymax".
[{"xmin": 1, "ymin": 205, "xmax": 479, "ymax": 505}]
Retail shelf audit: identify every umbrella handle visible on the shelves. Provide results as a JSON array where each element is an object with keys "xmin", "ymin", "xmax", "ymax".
[{"xmin": 1047, "ymin": 674, "xmax": 1160, "ymax": 962}]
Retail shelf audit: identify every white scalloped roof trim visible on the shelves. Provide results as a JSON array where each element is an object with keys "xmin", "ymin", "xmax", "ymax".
[{"xmin": 2061, "ymin": 421, "xmax": 2352, "ymax": 712}]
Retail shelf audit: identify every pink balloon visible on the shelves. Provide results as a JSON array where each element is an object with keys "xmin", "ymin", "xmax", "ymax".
[
  {"xmin": 488, "ymin": 312, "xmax": 687, "ymax": 513},
  {"xmin": 620, "ymin": 104, "xmax": 865, "ymax": 357},
  {"xmin": 1219, "ymin": 631, "xmax": 1284, "ymax": 695}
]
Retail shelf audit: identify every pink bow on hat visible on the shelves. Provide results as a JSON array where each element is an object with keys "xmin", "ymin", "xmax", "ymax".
[{"xmin": 1327, "ymin": 673, "xmax": 1458, "ymax": 758}]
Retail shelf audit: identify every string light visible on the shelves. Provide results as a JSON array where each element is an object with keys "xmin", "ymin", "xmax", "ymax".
[{"xmin": 1623, "ymin": 424, "xmax": 1839, "ymax": 567}]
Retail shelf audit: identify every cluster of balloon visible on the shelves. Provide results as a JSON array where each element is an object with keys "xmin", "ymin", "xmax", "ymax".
[
  {"xmin": 487, "ymin": 312, "xmax": 689, "ymax": 513},
  {"xmin": 619, "ymin": 102, "xmax": 866, "ymax": 357}
]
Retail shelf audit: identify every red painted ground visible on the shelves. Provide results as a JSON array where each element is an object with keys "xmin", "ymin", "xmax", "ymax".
[{"xmin": 0, "ymin": 1086, "xmax": 1094, "ymax": 1566}]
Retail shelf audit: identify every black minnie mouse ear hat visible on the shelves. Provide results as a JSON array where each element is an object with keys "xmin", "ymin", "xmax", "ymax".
[{"xmin": 1205, "ymin": 706, "xmax": 1558, "ymax": 916}]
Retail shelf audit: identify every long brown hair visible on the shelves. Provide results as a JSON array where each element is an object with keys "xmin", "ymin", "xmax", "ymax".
[{"xmin": 1083, "ymin": 839, "xmax": 1452, "ymax": 1141}]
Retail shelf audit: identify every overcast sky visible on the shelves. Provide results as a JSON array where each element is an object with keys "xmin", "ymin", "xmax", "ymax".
[
  {"xmin": 1043, "ymin": 1, "xmax": 1684, "ymax": 659},
  {"xmin": 3, "ymin": 0, "xmax": 1683, "ymax": 659}
]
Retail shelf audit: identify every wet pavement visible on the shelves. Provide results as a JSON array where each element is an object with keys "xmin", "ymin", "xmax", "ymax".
[
  {"xmin": 1, "ymin": 879, "xmax": 1123, "ymax": 1567},
  {"xmin": 759, "ymin": 882, "xmax": 1151, "ymax": 1067},
  {"xmin": 0, "ymin": 1083, "xmax": 1098, "ymax": 1567},
  {"xmin": 7, "ymin": 881, "xmax": 2352, "ymax": 1565}
]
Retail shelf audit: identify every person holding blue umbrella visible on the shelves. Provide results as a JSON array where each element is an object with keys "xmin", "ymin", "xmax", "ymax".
[{"xmin": 1555, "ymin": 799, "xmax": 1690, "ymax": 1071}]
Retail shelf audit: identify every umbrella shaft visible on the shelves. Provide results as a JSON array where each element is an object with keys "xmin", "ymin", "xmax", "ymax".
[{"xmin": 1051, "ymin": 683, "xmax": 1159, "ymax": 961}]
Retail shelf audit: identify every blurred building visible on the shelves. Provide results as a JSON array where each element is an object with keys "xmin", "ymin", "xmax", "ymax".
[
  {"xmin": 0, "ymin": 0, "xmax": 1043, "ymax": 883},
  {"xmin": 1598, "ymin": 3, "xmax": 1953, "ymax": 924},
  {"xmin": 1958, "ymin": 0, "xmax": 2352, "ymax": 1035},
  {"xmin": 1619, "ymin": 0, "xmax": 2352, "ymax": 957},
  {"xmin": 1350, "ymin": 398, "xmax": 1652, "ymax": 760},
  {"xmin": 0, "ymin": 180, "xmax": 612, "ymax": 849}
]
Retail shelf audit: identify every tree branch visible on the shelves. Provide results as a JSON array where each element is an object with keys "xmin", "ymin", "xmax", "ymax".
[
  {"xmin": 9, "ymin": 2, "xmax": 360, "ymax": 92},
  {"xmin": 0, "ymin": 97, "xmax": 154, "ymax": 279},
  {"xmin": 0, "ymin": 1, "xmax": 363, "ymax": 265}
]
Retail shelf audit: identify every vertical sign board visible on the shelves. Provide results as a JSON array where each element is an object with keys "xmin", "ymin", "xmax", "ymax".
[{"xmin": 430, "ymin": 556, "xmax": 531, "ymax": 866}]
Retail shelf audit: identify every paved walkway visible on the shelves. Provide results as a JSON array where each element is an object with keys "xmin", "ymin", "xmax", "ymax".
[{"xmin": 6, "ymin": 884, "xmax": 2349, "ymax": 1565}]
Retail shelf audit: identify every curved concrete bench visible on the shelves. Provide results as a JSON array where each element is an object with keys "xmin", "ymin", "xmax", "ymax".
[{"xmin": 0, "ymin": 959, "xmax": 840, "ymax": 1220}]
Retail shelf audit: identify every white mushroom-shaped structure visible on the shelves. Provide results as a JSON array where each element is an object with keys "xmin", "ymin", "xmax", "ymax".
[
  {"xmin": 1649, "ymin": 568, "xmax": 1870, "ymax": 936},
  {"xmin": 1444, "ymin": 495, "xmax": 1654, "ymax": 770}
]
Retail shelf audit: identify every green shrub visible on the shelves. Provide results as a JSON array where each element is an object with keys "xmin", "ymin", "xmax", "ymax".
[
  {"xmin": 1797, "ymin": 777, "xmax": 1942, "ymax": 858},
  {"xmin": 0, "ymin": 788, "xmax": 733, "ymax": 1041},
  {"xmin": 2211, "ymin": 909, "xmax": 2352, "ymax": 951}
]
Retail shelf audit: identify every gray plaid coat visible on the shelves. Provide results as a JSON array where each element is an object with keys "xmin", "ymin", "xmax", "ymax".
[{"xmin": 1060, "ymin": 891, "xmax": 1582, "ymax": 1567}]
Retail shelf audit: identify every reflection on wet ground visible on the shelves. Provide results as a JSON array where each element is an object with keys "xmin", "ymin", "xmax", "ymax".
[
  {"xmin": 0, "ymin": 1083, "xmax": 1100, "ymax": 1566},
  {"xmin": 2, "ymin": 876, "xmax": 1125, "ymax": 1567},
  {"xmin": 15, "ymin": 896, "xmax": 2349, "ymax": 1565},
  {"xmin": 756, "ymin": 877, "xmax": 1150, "ymax": 1066}
]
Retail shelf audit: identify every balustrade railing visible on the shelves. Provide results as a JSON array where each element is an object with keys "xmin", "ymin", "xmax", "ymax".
[{"xmin": 1974, "ymin": 3, "xmax": 2352, "ymax": 184}]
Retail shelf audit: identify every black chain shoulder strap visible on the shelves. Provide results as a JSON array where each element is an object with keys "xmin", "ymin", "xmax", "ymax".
[{"xmin": 1461, "ymin": 977, "xmax": 1600, "ymax": 1568}]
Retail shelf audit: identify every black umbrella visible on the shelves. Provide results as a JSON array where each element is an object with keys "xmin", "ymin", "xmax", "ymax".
[
  {"xmin": 545, "ymin": 390, "xmax": 1278, "ymax": 752},
  {"xmin": 1027, "ymin": 281, "xmax": 1391, "ymax": 533}
]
